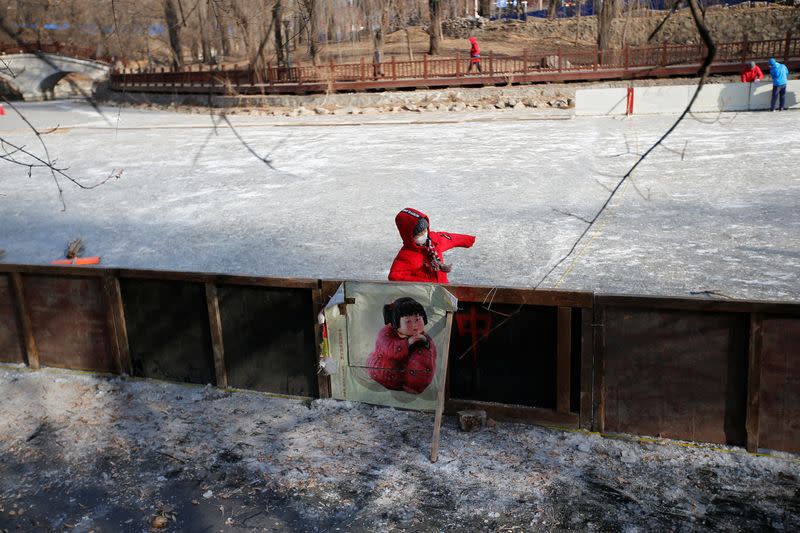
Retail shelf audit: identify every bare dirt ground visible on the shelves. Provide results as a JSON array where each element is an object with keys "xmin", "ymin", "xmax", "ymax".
[
  {"xmin": 1, "ymin": 365, "xmax": 799, "ymax": 532},
  {"xmin": 311, "ymin": 5, "xmax": 800, "ymax": 64}
]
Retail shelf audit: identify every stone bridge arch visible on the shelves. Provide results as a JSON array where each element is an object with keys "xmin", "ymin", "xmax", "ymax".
[{"xmin": 0, "ymin": 53, "xmax": 109, "ymax": 101}]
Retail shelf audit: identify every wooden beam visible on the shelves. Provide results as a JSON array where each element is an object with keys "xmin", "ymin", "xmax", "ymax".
[
  {"xmin": 595, "ymin": 293, "xmax": 800, "ymax": 316},
  {"xmin": 205, "ymin": 283, "xmax": 228, "ymax": 389},
  {"xmin": 9, "ymin": 273, "xmax": 39, "ymax": 369},
  {"xmin": 448, "ymin": 284, "xmax": 593, "ymax": 308},
  {"xmin": 431, "ymin": 311, "xmax": 455, "ymax": 462},
  {"xmin": 556, "ymin": 306, "xmax": 572, "ymax": 414},
  {"xmin": 103, "ymin": 274, "xmax": 131, "ymax": 375},
  {"xmin": 446, "ymin": 399, "xmax": 579, "ymax": 427},
  {"xmin": 579, "ymin": 308, "xmax": 594, "ymax": 430},
  {"xmin": 592, "ymin": 304, "xmax": 606, "ymax": 433},
  {"xmin": 746, "ymin": 313, "xmax": 763, "ymax": 453},
  {"xmin": 312, "ymin": 286, "xmax": 331, "ymax": 399}
]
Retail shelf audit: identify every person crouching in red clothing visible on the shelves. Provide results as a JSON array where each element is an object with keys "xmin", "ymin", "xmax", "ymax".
[
  {"xmin": 740, "ymin": 61, "xmax": 764, "ymax": 83},
  {"xmin": 367, "ymin": 297, "xmax": 436, "ymax": 394},
  {"xmin": 388, "ymin": 208, "xmax": 475, "ymax": 283}
]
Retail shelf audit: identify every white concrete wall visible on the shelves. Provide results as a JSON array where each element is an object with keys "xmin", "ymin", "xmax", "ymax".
[{"xmin": 576, "ymin": 80, "xmax": 800, "ymax": 115}]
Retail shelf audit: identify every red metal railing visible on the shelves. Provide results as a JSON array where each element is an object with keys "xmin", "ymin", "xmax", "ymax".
[{"xmin": 108, "ymin": 34, "xmax": 797, "ymax": 95}]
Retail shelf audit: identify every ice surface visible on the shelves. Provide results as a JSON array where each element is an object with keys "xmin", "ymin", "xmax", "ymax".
[{"xmin": 1, "ymin": 101, "xmax": 798, "ymax": 301}]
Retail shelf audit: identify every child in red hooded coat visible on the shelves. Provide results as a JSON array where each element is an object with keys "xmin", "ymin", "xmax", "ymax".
[
  {"xmin": 388, "ymin": 208, "xmax": 475, "ymax": 283},
  {"xmin": 366, "ymin": 297, "xmax": 437, "ymax": 394}
]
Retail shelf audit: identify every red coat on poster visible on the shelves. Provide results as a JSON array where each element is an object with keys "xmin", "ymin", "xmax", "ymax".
[
  {"xmin": 388, "ymin": 207, "xmax": 476, "ymax": 283},
  {"xmin": 366, "ymin": 324, "xmax": 437, "ymax": 394}
]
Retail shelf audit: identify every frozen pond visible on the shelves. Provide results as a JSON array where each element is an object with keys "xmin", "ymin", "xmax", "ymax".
[{"xmin": 1, "ymin": 100, "xmax": 798, "ymax": 302}]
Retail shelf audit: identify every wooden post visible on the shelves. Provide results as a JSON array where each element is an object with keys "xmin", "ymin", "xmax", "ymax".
[
  {"xmin": 591, "ymin": 304, "xmax": 606, "ymax": 432},
  {"xmin": 556, "ymin": 307, "xmax": 572, "ymax": 414},
  {"xmin": 784, "ymin": 30, "xmax": 792, "ymax": 64},
  {"xmin": 489, "ymin": 51, "xmax": 494, "ymax": 77},
  {"xmin": 391, "ymin": 56, "xmax": 396, "ymax": 80},
  {"xmin": 431, "ymin": 311, "xmax": 454, "ymax": 463},
  {"xmin": 746, "ymin": 313, "xmax": 763, "ymax": 453},
  {"xmin": 205, "ymin": 283, "xmax": 228, "ymax": 389},
  {"xmin": 594, "ymin": 45, "xmax": 599, "ymax": 70},
  {"xmin": 267, "ymin": 62, "xmax": 273, "ymax": 85},
  {"xmin": 456, "ymin": 52, "xmax": 461, "ymax": 77},
  {"xmin": 312, "ymin": 287, "xmax": 331, "ymax": 399},
  {"xmin": 103, "ymin": 274, "xmax": 131, "ymax": 375},
  {"xmin": 579, "ymin": 308, "xmax": 594, "ymax": 430},
  {"xmin": 741, "ymin": 35, "xmax": 748, "ymax": 64},
  {"xmin": 423, "ymin": 54, "xmax": 428, "ymax": 79},
  {"xmin": 10, "ymin": 273, "xmax": 39, "ymax": 370},
  {"xmin": 624, "ymin": 45, "xmax": 629, "ymax": 74},
  {"xmin": 661, "ymin": 42, "xmax": 668, "ymax": 66},
  {"xmin": 360, "ymin": 57, "xmax": 365, "ymax": 81},
  {"xmin": 522, "ymin": 49, "xmax": 528, "ymax": 76}
]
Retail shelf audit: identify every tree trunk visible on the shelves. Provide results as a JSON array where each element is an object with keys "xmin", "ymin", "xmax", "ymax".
[
  {"xmin": 163, "ymin": 0, "xmax": 183, "ymax": 69},
  {"xmin": 428, "ymin": 0, "xmax": 442, "ymax": 55},
  {"xmin": 303, "ymin": 0, "xmax": 321, "ymax": 65},
  {"xmin": 273, "ymin": 0, "xmax": 286, "ymax": 69},
  {"xmin": 597, "ymin": 0, "xmax": 621, "ymax": 54},
  {"xmin": 548, "ymin": 0, "xmax": 560, "ymax": 19},
  {"xmin": 197, "ymin": 2, "xmax": 212, "ymax": 63}
]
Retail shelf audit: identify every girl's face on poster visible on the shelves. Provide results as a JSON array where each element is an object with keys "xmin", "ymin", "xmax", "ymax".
[{"xmin": 397, "ymin": 314, "xmax": 425, "ymax": 337}]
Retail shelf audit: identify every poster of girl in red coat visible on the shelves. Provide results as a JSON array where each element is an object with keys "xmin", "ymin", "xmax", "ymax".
[
  {"xmin": 389, "ymin": 207, "xmax": 476, "ymax": 284},
  {"xmin": 366, "ymin": 297, "xmax": 437, "ymax": 395},
  {"xmin": 322, "ymin": 281, "xmax": 457, "ymax": 411}
]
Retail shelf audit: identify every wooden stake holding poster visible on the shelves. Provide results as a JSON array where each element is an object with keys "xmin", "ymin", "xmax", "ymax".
[{"xmin": 431, "ymin": 310, "xmax": 454, "ymax": 463}]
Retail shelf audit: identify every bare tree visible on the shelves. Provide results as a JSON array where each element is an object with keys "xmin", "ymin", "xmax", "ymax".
[
  {"xmin": 163, "ymin": 0, "xmax": 184, "ymax": 68},
  {"xmin": 597, "ymin": 0, "xmax": 622, "ymax": 54},
  {"xmin": 548, "ymin": 0, "xmax": 560, "ymax": 20},
  {"xmin": 428, "ymin": 0, "xmax": 443, "ymax": 55}
]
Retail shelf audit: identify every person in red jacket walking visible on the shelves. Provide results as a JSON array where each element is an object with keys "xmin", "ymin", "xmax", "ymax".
[
  {"xmin": 388, "ymin": 207, "xmax": 475, "ymax": 283},
  {"xmin": 467, "ymin": 36, "xmax": 482, "ymax": 73},
  {"xmin": 740, "ymin": 61, "xmax": 763, "ymax": 83}
]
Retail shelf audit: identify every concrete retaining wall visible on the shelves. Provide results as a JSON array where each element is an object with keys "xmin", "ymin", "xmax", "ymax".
[{"xmin": 576, "ymin": 80, "xmax": 800, "ymax": 115}]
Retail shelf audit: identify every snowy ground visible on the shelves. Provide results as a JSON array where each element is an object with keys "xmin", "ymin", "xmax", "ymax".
[
  {"xmin": 1, "ymin": 365, "xmax": 798, "ymax": 532},
  {"xmin": 1, "ymin": 101, "xmax": 799, "ymax": 301}
]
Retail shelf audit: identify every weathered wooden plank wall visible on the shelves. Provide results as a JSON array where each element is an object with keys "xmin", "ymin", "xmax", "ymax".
[
  {"xmin": 0, "ymin": 264, "xmax": 799, "ymax": 454},
  {"xmin": 0, "ymin": 274, "xmax": 24, "ymax": 363}
]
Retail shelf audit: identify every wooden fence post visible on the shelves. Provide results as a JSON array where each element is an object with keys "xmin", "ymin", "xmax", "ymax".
[
  {"xmin": 391, "ymin": 56, "xmax": 396, "ymax": 80},
  {"xmin": 624, "ymin": 45, "xmax": 629, "ymax": 74},
  {"xmin": 103, "ymin": 274, "xmax": 131, "ymax": 376},
  {"xmin": 456, "ymin": 52, "xmax": 461, "ymax": 77},
  {"xmin": 741, "ymin": 35, "xmax": 748, "ymax": 64},
  {"xmin": 556, "ymin": 307, "xmax": 572, "ymax": 414},
  {"xmin": 489, "ymin": 50, "xmax": 494, "ymax": 76},
  {"xmin": 661, "ymin": 42, "xmax": 668, "ymax": 66},
  {"xmin": 10, "ymin": 273, "xmax": 39, "ymax": 370},
  {"xmin": 594, "ymin": 45, "xmax": 599, "ymax": 70},
  {"xmin": 205, "ymin": 283, "xmax": 228, "ymax": 389},
  {"xmin": 522, "ymin": 49, "xmax": 528, "ymax": 76},
  {"xmin": 360, "ymin": 57, "xmax": 365, "ymax": 81},
  {"xmin": 558, "ymin": 47, "xmax": 562, "ymax": 72},
  {"xmin": 423, "ymin": 54, "xmax": 428, "ymax": 79},
  {"xmin": 784, "ymin": 30, "xmax": 792, "ymax": 64},
  {"xmin": 746, "ymin": 313, "xmax": 763, "ymax": 453}
]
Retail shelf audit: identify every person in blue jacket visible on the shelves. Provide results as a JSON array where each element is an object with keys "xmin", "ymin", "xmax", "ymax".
[{"xmin": 768, "ymin": 58, "xmax": 789, "ymax": 112}]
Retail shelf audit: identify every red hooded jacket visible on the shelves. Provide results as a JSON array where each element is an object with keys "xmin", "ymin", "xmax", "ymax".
[
  {"xmin": 469, "ymin": 37, "xmax": 480, "ymax": 62},
  {"xmin": 388, "ymin": 208, "xmax": 476, "ymax": 283}
]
